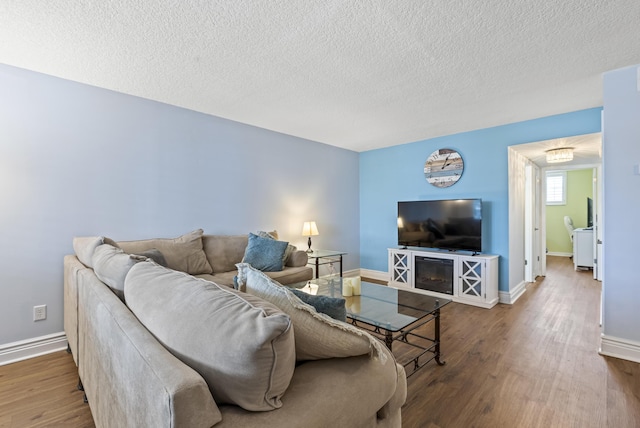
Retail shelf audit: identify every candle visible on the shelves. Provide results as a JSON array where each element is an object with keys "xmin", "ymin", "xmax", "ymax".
[
  {"xmin": 342, "ymin": 277, "xmax": 352, "ymax": 289},
  {"xmin": 342, "ymin": 280, "xmax": 353, "ymax": 297},
  {"xmin": 349, "ymin": 296, "xmax": 361, "ymax": 313},
  {"xmin": 351, "ymin": 276, "xmax": 361, "ymax": 295}
]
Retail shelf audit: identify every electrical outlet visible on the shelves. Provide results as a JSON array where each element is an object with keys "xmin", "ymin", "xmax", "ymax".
[{"xmin": 33, "ymin": 305, "xmax": 46, "ymax": 321}]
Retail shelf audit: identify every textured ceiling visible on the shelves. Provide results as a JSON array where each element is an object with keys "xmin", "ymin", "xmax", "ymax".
[{"xmin": 1, "ymin": 1, "xmax": 639, "ymax": 152}]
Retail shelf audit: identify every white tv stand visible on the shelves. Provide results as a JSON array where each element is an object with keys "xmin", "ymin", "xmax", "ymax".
[{"xmin": 388, "ymin": 247, "xmax": 499, "ymax": 309}]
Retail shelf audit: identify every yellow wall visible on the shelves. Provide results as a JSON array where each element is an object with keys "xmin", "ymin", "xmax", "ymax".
[{"xmin": 546, "ymin": 169, "xmax": 593, "ymax": 254}]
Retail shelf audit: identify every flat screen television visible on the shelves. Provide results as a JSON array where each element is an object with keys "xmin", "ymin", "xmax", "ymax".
[
  {"xmin": 587, "ymin": 197, "xmax": 593, "ymax": 228},
  {"xmin": 397, "ymin": 199, "xmax": 482, "ymax": 252}
]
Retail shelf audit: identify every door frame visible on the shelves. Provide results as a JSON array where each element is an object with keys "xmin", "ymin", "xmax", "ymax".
[{"xmin": 538, "ymin": 163, "xmax": 602, "ymax": 279}]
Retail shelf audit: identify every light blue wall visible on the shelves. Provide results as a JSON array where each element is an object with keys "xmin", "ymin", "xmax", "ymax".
[
  {"xmin": 602, "ymin": 64, "xmax": 640, "ymax": 344},
  {"xmin": 360, "ymin": 108, "xmax": 602, "ymax": 291},
  {"xmin": 0, "ymin": 64, "xmax": 360, "ymax": 346}
]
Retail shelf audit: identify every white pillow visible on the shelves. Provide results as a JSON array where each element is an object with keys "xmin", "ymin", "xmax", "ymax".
[{"xmin": 236, "ymin": 263, "xmax": 386, "ymax": 362}]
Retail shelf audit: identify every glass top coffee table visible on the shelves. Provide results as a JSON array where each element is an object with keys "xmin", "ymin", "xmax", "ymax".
[{"xmin": 293, "ymin": 277, "xmax": 451, "ymax": 376}]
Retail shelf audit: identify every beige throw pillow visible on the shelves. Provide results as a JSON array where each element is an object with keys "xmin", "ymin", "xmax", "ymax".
[
  {"xmin": 92, "ymin": 244, "xmax": 138, "ymax": 301},
  {"xmin": 73, "ymin": 236, "xmax": 105, "ymax": 268},
  {"xmin": 236, "ymin": 263, "xmax": 386, "ymax": 362},
  {"xmin": 118, "ymin": 229, "xmax": 212, "ymax": 275},
  {"xmin": 125, "ymin": 261, "xmax": 296, "ymax": 411}
]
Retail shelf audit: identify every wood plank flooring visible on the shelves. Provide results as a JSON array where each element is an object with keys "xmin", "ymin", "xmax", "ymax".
[
  {"xmin": 0, "ymin": 256, "xmax": 638, "ymax": 427},
  {"xmin": 396, "ymin": 256, "xmax": 640, "ymax": 428},
  {"xmin": 0, "ymin": 349, "xmax": 93, "ymax": 427}
]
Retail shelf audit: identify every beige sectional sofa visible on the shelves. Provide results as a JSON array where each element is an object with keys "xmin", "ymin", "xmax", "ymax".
[{"xmin": 64, "ymin": 230, "xmax": 406, "ymax": 428}]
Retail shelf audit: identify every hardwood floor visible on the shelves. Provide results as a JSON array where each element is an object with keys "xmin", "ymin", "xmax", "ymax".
[
  {"xmin": 0, "ymin": 350, "xmax": 93, "ymax": 427},
  {"xmin": 1, "ymin": 256, "xmax": 638, "ymax": 427},
  {"xmin": 397, "ymin": 256, "xmax": 640, "ymax": 428}
]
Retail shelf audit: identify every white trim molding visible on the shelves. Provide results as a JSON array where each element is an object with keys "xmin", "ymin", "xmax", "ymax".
[
  {"xmin": 599, "ymin": 334, "xmax": 640, "ymax": 364},
  {"xmin": 499, "ymin": 280, "xmax": 527, "ymax": 305},
  {"xmin": 547, "ymin": 252, "xmax": 572, "ymax": 258},
  {"xmin": 358, "ymin": 268, "xmax": 389, "ymax": 283},
  {"xmin": 0, "ymin": 332, "xmax": 68, "ymax": 366}
]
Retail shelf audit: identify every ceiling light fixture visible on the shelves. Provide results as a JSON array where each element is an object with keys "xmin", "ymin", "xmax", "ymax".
[{"xmin": 546, "ymin": 147, "xmax": 574, "ymax": 163}]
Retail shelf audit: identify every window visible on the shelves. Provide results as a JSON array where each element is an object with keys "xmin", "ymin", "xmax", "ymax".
[{"xmin": 546, "ymin": 171, "xmax": 566, "ymax": 205}]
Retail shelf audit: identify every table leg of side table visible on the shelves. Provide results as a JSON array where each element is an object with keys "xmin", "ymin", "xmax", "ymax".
[{"xmin": 434, "ymin": 307, "xmax": 446, "ymax": 366}]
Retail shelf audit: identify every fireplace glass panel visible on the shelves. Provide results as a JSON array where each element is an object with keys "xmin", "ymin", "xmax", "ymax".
[{"xmin": 414, "ymin": 256, "xmax": 454, "ymax": 295}]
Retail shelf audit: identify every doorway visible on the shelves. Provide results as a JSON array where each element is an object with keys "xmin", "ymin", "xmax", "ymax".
[{"xmin": 507, "ymin": 133, "xmax": 602, "ymax": 302}]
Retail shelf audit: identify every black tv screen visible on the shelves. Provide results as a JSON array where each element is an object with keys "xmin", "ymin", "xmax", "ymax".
[{"xmin": 397, "ymin": 199, "xmax": 482, "ymax": 252}]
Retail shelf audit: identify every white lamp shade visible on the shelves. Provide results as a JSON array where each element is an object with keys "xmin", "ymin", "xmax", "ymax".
[{"xmin": 301, "ymin": 221, "xmax": 319, "ymax": 236}]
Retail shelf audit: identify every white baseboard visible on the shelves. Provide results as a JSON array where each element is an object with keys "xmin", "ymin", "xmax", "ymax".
[
  {"xmin": 358, "ymin": 268, "xmax": 389, "ymax": 283},
  {"xmin": 499, "ymin": 280, "xmax": 526, "ymax": 305},
  {"xmin": 599, "ymin": 334, "xmax": 640, "ymax": 364},
  {"xmin": 547, "ymin": 252, "xmax": 572, "ymax": 257},
  {"xmin": 0, "ymin": 332, "xmax": 68, "ymax": 366}
]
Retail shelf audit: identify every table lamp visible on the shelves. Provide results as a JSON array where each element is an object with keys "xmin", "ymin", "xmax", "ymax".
[{"xmin": 301, "ymin": 221, "xmax": 319, "ymax": 253}]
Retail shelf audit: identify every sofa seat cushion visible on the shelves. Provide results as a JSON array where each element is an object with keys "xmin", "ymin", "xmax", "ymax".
[
  {"xmin": 196, "ymin": 271, "xmax": 239, "ymax": 288},
  {"xmin": 216, "ymin": 354, "xmax": 403, "ymax": 428},
  {"xmin": 197, "ymin": 265, "xmax": 314, "ymax": 288},
  {"xmin": 118, "ymin": 229, "xmax": 213, "ymax": 275},
  {"xmin": 236, "ymin": 263, "xmax": 386, "ymax": 362},
  {"xmin": 125, "ymin": 262, "xmax": 296, "ymax": 412}
]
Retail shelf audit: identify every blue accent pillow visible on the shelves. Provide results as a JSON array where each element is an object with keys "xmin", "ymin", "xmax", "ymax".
[
  {"xmin": 288, "ymin": 287, "xmax": 347, "ymax": 322},
  {"xmin": 242, "ymin": 233, "xmax": 288, "ymax": 272}
]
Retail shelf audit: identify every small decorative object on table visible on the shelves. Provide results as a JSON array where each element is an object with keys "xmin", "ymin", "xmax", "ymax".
[{"xmin": 343, "ymin": 277, "xmax": 361, "ymax": 295}]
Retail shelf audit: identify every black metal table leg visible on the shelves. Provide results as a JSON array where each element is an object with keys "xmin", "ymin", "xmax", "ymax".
[
  {"xmin": 384, "ymin": 330, "xmax": 393, "ymax": 351},
  {"xmin": 339, "ymin": 254, "xmax": 343, "ymax": 277},
  {"xmin": 434, "ymin": 306, "xmax": 446, "ymax": 365}
]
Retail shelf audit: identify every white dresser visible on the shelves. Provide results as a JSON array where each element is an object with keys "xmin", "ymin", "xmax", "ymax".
[{"xmin": 573, "ymin": 228, "xmax": 593, "ymax": 270}]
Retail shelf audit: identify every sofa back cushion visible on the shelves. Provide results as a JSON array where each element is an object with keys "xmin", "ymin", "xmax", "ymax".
[
  {"xmin": 202, "ymin": 234, "xmax": 248, "ymax": 273},
  {"xmin": 73, "ymin": 236, "xmax": 105, "ymax": 268},
  {"xmin": 118, "ymin": 229, "xmax": 212, "ymax": 275},
  {"xmin": 125, "ymin": 262, "xmax": 296, "ymax": 412},
  {"xmin": 92, "ymin": 244, "xmax": 138, "ymax": 301}
]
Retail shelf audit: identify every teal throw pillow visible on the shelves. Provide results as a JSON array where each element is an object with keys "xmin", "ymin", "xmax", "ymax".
[
  {"xmin": 288, "ymin": 287, "xmax": 347, "ymax": 322},
  {"xmin": 242, "ymin": 233, "xmax": 288, "ymax": 272},
  {"xmin": 256, "ymin": 230, "xmax": 297, "ymax": 265}
]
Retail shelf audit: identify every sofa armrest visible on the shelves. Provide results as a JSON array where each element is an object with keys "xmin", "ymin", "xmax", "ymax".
[
  {"xmin": 286, "ymin": 250, "xmax": 308, "ymax": 267},
  {"xmin": 376, "ymin": 363, "xmax": 407, "ymax": 427},
  {"xmin": 64, "ymin": 255, "xmax": 86, "ymax": 366},
  {"xmin": 216, "ymin": 349, "xmax": 404, "ymax": 427},
  {"xmin": 77, "ymin": 269, "xmax": 222, "ymax": 428}
]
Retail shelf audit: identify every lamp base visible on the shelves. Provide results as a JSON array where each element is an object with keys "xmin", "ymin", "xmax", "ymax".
[{"xmin": 306, "ymin": 236, "xmax": 313, "ymax": 253}]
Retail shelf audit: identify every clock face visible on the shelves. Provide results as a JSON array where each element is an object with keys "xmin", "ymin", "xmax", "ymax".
[{"xmin": 424, "ymin": 149, "xmax": 464, "ymax": 188}]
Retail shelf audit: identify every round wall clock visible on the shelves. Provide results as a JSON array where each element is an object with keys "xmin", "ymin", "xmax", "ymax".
[{"xmin": 424, "ymin": 148, "xmax": 464, "ymax": 188}]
